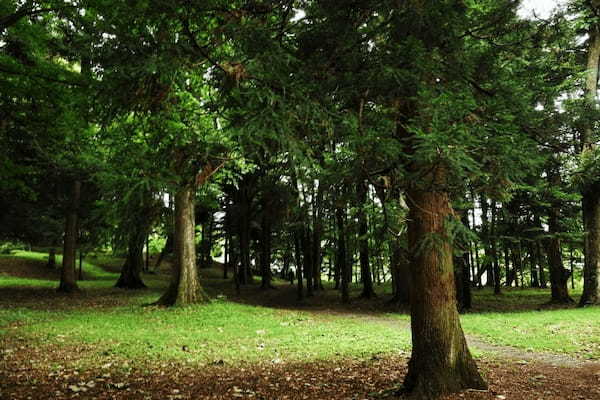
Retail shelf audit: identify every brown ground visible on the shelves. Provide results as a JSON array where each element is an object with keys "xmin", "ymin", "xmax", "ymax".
[{"xmin": 1, "ymin": 346, "xmax": 600, "ymax": 400}]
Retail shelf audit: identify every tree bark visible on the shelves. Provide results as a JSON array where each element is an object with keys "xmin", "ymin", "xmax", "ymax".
[
  {"xmin": 402, "ymin": 185, "xmax": 486, "ymax": 398},
  {"xmin": 579, "ymin": 19, "xmax": 600, "ymax": 307},
  {"xmin": 156, "ymin": 185, "xmax": 207, "ymax": 306},
  {"xmin": 58, "ymin": 180, "xmax": 81, "ymax": 293}
]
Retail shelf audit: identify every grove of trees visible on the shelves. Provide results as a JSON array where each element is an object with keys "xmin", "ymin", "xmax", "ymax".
[{"xmin": 2, "ymin": 0, "xmax": 600, "ymax": 398}]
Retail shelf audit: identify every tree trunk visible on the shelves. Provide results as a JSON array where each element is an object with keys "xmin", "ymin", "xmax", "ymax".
[
  {"xmin": 303, "ymin": 226, "xmax": 314, "ymax": 297},
  {"xmin": 294, "ymin": 229, "xmax": 304, "ymax": 301},
  {"xmin": 389, "ymin": 239, "xmax": 410, "ymax": 304},
  {"xmin": 402, "ymin": 186, "xmax": 486, "ymax": 398},
  {"xmin": 115, "ymin": 224, "xmax": 147, "ymax": 289},
  {"xmin": 156, "ymin": 185, "xmax": 207, "ymax": 306},
  {"xmin": 58, "ymin": 180, "xmax": 81, "ymax": 293},
  {"xmin": 490, "ymin": 200, "xmax": 501, "ymax": 295},
  {"xmin": 336, "ymin": 206, "xmax": 350, "ymax": 303},
  {"xmin": 47, "ymin": 248, "xmax": 56, "ymax": 269},
  {"xmin": 579, "ymin": 19, "xmax": 600, "ymax": 307},
  {"xmin": 260, "ymin": 201, "xmax": 274, "ymax": 289},
  {"xmin": 154, "ymin": 233, "xmax": 173, "ymax": 272},
  {"xmin": 357, "ymin": 180, "xmax": 375, "ymax": 298}
]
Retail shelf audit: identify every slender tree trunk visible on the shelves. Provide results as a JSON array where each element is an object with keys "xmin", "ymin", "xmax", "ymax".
[
  {"xmin": 312, "ymin": 183, "xmax": 324, "ymax": 291},
  {"xmin": 294, "ymin": 229, "xmax": 304, "ymax": 301},
  {"xmin": 402, "ymin": 185, "xmax": 486, "ymax": 398},
  {"xmin": 47, "ymin": 247, "xmax": 56, "ymax": 269},
  {"xmin": 303, "ymin": 226, "xmax": 314, "ymax": 297},
  {"xmin": 357, "ymin": 180, "xmax": 375, "ymax": 298},
  {"xmin": 156, "ymin": 185, "xmax": 207, "ymax": 306},
  {"xmin": 504, "ymin": 242, "xmax": 512, "ymax": 287},
  {"xmin": 58, "ymin": 180, "xmax": 81, "ymax": 293},
  {"xmin": 536, "ymin": 241, "xmax": 547, "ymax": 288},
  {"xmin": 490, "ymin": 201, "xmax": 501, "ymax": 295},
  {"xmin": 336, "ymin": 206, "xmax": 349, "ymax": 303},
  {"xmin": 260, "ymin": 200, "xmax": 274, "ymax": 289}
]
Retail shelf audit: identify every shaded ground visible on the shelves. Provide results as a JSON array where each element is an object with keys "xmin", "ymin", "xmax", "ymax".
[{"xmin": 1, "ymin": 347, "xmax": 599, "ymax": 400}]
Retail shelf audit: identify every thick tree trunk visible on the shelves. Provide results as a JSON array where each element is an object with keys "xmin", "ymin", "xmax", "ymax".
[
  {"xmin": 402, "ymin": 186, "xmax": 486, "ymax": 398},
  {"xmin": 579, "ymin": 21, "xmax": 600, "ymax": 306},
  {"xmin": 115, "ymin": 225, "xmax": 147, "ymax": 289},
  {"xmin": 58, "ymin": 180, "xmax": 81, "ymax": 293},
  {"xmin": 156, "ymin": 186, "xmax": 207, "ymax": 306},
  {"xmin": 357, "ymin": 180, "xmax": 375, "ymax": 298}
]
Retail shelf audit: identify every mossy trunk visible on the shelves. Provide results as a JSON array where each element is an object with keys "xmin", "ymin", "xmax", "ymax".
[
  {"xmin": 58, "ymin": 180, "xmax": 80, "ymax": 293},
  {"xmin": 402, "ymin": 186, "xmax": 486, "ymax": 399},
  {"xmin": 156, "ymin": 185, "xmax": 207, "ymax": 306}
]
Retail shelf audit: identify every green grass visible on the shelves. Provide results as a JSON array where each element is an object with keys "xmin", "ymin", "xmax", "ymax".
[
  {"xmin": 460, "ymin": 307, "xmax": 600, "ymax": 359},
  {"xmin": 1, "ymin": 250, "xmax": 599, "ymax": 370},
  {"xmin": 0, "ymin": 251, "xmax": 410, "ymax": 369}
]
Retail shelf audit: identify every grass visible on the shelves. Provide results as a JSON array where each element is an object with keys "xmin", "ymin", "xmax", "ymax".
[
  {"xmin": 1, "ymin": 250, "xmax": 599, "ymax": 371},
  {"xmin": 0, "ymin": 251, "xmax": 410, "ymax": 369}
]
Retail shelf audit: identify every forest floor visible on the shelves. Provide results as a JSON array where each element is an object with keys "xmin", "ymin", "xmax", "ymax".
[{"xmin": 1, "ymin": 251, "xmax": 600, "ymax": 399}]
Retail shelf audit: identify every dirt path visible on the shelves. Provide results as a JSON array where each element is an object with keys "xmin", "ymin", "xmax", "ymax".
[{"xmin": 308, "ymin": 310, "xmax": 600, "ymax": 369}]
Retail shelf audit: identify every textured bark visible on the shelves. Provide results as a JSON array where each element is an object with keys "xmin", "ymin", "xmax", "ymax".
[
  {"xmin": 156, "ymin": 186, "xmax": 207, "ymax": 306},
  {"xmin": 579, "ymin": 21, "xmax": 600, "ymax": 306},
  {"xmin": 402, "ymin": 186, "xmax": 486, "ymax": 399},
  {"xmin": 58, "ymin": 180, "xmax": 80, "ymax": 293},
  {"xmin": 357, "ymin": 180, "xmax": 375, "ymax": 298}
]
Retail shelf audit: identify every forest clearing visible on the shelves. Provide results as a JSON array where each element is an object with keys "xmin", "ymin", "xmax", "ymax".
[{"xmin": 3, "ymin": 0, "xmax": 600, "ymax": 398}]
